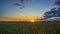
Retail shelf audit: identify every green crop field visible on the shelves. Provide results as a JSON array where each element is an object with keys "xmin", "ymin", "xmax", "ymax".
[{"xmin": 0, "ymin": 21, "xmax": 60, "ymax": 34}]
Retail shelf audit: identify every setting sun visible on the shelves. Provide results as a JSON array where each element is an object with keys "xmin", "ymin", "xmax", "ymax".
[{"xmin": 30, "ymin": 20, "xmax": 35, "ymax": 22}]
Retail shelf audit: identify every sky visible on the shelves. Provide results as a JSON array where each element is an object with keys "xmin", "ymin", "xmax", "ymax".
[{"xmin": 0, "ymin": 0, "xmax": 54, "ymax": 20}]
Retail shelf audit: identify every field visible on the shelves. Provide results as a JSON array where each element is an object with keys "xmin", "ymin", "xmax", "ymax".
[{"xmin": 0, "ymin": 21, "xmax": 60, "ymax": 34}]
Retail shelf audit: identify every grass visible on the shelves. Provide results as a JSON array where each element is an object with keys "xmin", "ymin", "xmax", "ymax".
[{"xmin": 0, "ymin": 21, "xmax": 60, "ymax": 34}]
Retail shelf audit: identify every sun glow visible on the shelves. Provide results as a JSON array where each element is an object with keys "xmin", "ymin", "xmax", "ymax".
[{"xmin": 30, "ymin": 20, "xmax": 35, "ymax": 22}]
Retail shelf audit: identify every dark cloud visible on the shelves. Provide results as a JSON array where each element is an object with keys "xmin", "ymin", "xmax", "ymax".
[
  {"xmin": 13, "ymin": 3, "xmax": 25, "ymax": 9},
  {"xmin": 42, "ymin": 8, "xmax": 60, "ymax": 20},
  {"xmin": 43, "ymin": 0, "xmax": 60, "ymax": 20},
  {"xmin": 37, "ymin": 0, "xmax": 60, "ymax": 21},
  {"xmin": 13, "ymin": 0, "xmax": 34, "ymax": 9},
  {"xmin": 53, "ymin": 0, "xmax": 60, "ymax": 5},
  {"xmin": 13, "ymin": 3, "xmax": 23, "ymax": 6}
]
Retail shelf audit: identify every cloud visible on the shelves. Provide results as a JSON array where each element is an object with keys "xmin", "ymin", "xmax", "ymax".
[
  {"xmin": 37, "ymin": 0, "xmax": 60, "ymax": 21},
  {"xmin": 53, "ymin": 0, "xmax": 60, "ymax": 5},
  {"xmin": 13, "ymin": 3, "xmax": 23, "ymax": 6},
  {"xmin": 13, "ymin": 3, "xmax": 25, "ymax": 9},
  {"xmin": 46, "ymin": 17, "xmax": 60, "ymax": 21},
  {"xmin": 18, "ymin": 0, "xmax": 34, "ymax": 3},
  {"xmin": 41, "ymin": 7, "xmax": 60, "ymax": 21},
  {"xmin": 13, "ymin": 0, "xmax": 34, "ymax": 9}
]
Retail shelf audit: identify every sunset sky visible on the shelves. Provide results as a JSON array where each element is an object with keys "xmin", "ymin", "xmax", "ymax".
[{"xmin": 0, "ymin": 0, "xmax": 54, "ymax": 20}]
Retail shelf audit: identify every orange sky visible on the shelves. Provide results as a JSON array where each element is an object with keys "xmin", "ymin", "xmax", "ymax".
[{"xmin": 0, "ymin": 16, "xmax": 43, "ymax": 21}]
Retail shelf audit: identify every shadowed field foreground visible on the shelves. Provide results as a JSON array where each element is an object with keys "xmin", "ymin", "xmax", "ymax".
[{"xmin": 0, "ymin": 21, "xmax": 60, "ymax": 34}]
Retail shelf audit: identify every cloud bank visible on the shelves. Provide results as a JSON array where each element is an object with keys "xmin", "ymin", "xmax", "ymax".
[
  {"xmin": 42, "ymin": 7, "xmax": 60, "ymax": 21},
  {"xmin": 40, "ymin": 0, "xmax": 60, "ymax": 21}
]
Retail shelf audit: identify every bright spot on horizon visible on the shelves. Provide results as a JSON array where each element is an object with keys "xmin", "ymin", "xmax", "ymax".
[{"xmin": 30, "ymin": 20, "xmax": 35, "ymax": 22}]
